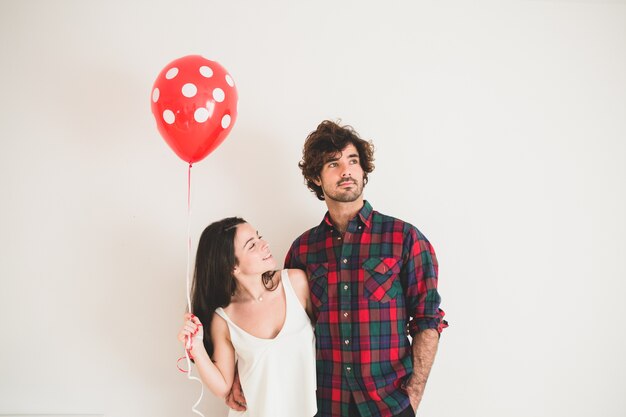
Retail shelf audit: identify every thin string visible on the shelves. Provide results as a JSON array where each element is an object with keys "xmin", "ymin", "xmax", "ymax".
[
  {"xmin": 186, "ymin": 163, "xmax": 193, "ymax": 312},
  {"xmin": 183, "ymin": 162, "xmax": 205, "ymax": 417}
]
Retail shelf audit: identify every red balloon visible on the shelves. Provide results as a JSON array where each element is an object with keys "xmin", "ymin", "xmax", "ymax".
[{"xmin": 151, "ymin": 55, "xmax": 238, "ymax": 164}]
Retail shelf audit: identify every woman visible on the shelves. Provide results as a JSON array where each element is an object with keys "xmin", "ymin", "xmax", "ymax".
[{"xmin": 178, "ymin": 217, "xmax": 317, "ymax": 417}]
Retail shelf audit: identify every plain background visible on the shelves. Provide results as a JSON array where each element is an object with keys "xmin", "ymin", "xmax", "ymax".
[{"xmin": 1, "ymin": 0, "xmax": 625, "ymax": 416}]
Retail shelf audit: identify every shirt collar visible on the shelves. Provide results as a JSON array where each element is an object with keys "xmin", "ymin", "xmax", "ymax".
[{"xmin": 321, "ymin": 200, "xmax": 373, "ymax": 229}]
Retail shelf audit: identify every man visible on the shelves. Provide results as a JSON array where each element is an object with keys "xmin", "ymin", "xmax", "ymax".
[{"xmin": 228, "ymin": 120, "xmax": 447, "ymax": 417}]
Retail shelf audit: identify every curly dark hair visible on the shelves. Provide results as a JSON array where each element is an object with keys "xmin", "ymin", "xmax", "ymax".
[{"xmin": 298, "ymin": 120, "xmax": 375, "ymax": 200}]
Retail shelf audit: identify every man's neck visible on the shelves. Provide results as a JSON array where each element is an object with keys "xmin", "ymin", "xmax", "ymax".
[{"xmin": 326, "ymin": 198, "xmax": 364, "ymax": 233}]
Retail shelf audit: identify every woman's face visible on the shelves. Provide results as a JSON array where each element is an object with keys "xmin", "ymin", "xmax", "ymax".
[{"xmin": 232, "ymin": 222, "xmax": 277, "ymax": 276}]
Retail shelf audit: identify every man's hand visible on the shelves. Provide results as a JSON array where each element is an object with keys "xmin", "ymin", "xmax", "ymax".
[
  {"xmin": 405, "ymin": 328, "xmax": 439, "ymax": 412},
  {"xmin": 404, "ymin": 374, "xmax": 425, "ymax": 412},
  {"xmin": 224, "ymin": 370, "xmax": 247, "ymax": 411}
]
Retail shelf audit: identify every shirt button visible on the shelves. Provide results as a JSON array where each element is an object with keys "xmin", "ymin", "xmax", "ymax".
[
  {"xmin": 343, "ymin": 312, "xmax": 349, "ymax": 318},
  {"xmin": 337, "ymin": 236, "xmax": 342, "ymax": 240},
  {"xmin": 342, "ymin": 258, "xmax": 348, "ymax": 264},
  {"xmin": 343, "ymin": 284, "xmax": 349, "ymax": 290},
  {"xmin": 344, "ymin": 339, "xmax": 350, "ymax": 345},
  {"xmin": 346, "ymin": 366, "xmax": 352, "ymax": 373}
]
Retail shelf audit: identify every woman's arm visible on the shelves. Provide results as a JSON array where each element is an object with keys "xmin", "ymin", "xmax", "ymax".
[{"xmin": 178, "ymin": 313, "xmax": 236, "ymax": 398}]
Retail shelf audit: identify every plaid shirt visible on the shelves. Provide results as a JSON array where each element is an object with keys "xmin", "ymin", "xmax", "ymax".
[{"xmin": 285, "ymin": 201, "xmax": 447, "ymax": 417}]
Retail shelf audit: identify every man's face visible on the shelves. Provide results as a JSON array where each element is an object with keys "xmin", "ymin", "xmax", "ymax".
[{"xmin": 314, "ymin": 144, "xmax": 365, "ymax": 203}]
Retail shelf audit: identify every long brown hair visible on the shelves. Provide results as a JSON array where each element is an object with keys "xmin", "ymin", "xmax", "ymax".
[{"xmin": 191, "ymin": 217, "xmax": 277, "ymax": 356}]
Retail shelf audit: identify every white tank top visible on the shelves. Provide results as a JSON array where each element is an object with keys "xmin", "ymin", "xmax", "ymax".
[{"xmin": 215, "ymin": 269, "xmax": 317, "ymax": 417}]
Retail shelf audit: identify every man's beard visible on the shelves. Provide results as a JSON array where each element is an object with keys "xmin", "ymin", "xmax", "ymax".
[{"xmin": 323, "ymin": 179, "xmax": 364, "ymax": 202}]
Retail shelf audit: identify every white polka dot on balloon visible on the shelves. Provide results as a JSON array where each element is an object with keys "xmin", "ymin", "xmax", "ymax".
[
  {"xmin": 152, "ymin": 88, "xmax": 160, "ymax": 102},
  {"xmin": 199, "ymin": 66, "xmax": 213, "ymax": 78},
  {"xmin": 221, "ymin": 114, "xmax": 231, "ymax": 129},
  {"xmin": 194, "ymin": 107, "xmax": 210, "ymax": 123},
  {"xmin": 182, "ymin": 83, "xmax": 197, "ymax": 98},
  {"xmin": 165, "ymin": 67, "xmax": 179, "ymax": 80},
  {"xmin": 163, "ymin": 109, "xmax": 175, "ymax": 124},
  {"xmin": 213, "ymin": 88, "xmax": 225, "ymax": 102},
  {"xmin": 225, "ymin": 74, "xmax": 234, "ymax": 87}
]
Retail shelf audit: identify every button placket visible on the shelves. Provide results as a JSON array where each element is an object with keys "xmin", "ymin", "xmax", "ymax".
[{"xmin": 338, "ymin": 233, "xmax": 353, "ymax": 377}]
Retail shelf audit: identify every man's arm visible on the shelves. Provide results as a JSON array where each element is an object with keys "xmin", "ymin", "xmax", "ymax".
[
  {"xmin": 405, "ymin": 328, "xmax": 439, "ymax": 411},
  {"xmin": 224, "ymin": 369, "xmax": 247, "ymax": 411},
  {"xmin": 401, "ymin": 226, "xmax": 446, "ymax": 412}
]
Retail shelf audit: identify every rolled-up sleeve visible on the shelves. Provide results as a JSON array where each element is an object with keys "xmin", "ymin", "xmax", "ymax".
[{"xmin": 403, "ymin": 226, "xmax": 449, "ymax": 337}]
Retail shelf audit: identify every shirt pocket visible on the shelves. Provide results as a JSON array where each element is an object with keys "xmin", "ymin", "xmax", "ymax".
[
  {"xmin": 308, "ymin": 263, "xmax": 329, "ymax": 311},
  {"xmin": 363, "ymin": 257, "xmax": 402, "ymax": 303}
]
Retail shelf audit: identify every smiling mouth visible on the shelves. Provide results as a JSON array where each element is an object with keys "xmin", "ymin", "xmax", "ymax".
[{"xmin": 262, "ymin": 254, "xmax": 273, "ymax": 261}]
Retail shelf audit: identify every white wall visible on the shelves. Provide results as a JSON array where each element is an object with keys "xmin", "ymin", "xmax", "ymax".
[{"xmin": 1, "ymin": 1, "xmax": 625, "ymax": 416}]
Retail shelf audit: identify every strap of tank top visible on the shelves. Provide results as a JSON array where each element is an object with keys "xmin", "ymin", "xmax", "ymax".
[
  {"xmin": 214, "ymin": 307, "xmax": 229, "ymax": 322},
  {"xmin": 280, "ymin": 269, "xmax": 295, "ymax": 300},
  {"xmin": 281, "ymin": 269, "xmax": 310, "ymax": 318}
]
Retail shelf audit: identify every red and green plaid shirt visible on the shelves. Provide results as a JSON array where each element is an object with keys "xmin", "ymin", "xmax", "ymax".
[{"xmin": 285, "ymin": 201, "xmax": 447, "ymax": 417}]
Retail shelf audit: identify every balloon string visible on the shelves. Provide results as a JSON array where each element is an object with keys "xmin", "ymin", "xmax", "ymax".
[
  {"xmin": 184, "ymin": 162, "xmax": 205, "ymax": 417},
  {"xmin": 186, "ymin": 162, "xmax": 192, "ymax": 312},
  {"xmin": 185, "ymin": 349, "xmax": 205, "ymax": 416}
]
